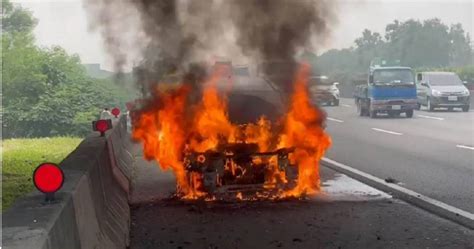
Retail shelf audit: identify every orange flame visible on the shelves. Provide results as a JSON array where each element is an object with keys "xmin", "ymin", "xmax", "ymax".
[
  {"xmin": 188, "ymin": 86, "xmax": 237, "ymax": 152},
  {"xmin": 132, "ymin": 85, "xmax": 202, "ymax": 198},
  {"xmin": 278, "ymin": 64, "xmax": 331, "ymax": 197},
  {"xmin": 132, "ymin": 64, "xmax": 330, "ymax": 200}
]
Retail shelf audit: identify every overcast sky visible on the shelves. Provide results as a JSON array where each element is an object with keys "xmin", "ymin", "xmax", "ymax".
[{"xmin": 13, "ymin": 0, "xmax": 473, "ymax": 71}]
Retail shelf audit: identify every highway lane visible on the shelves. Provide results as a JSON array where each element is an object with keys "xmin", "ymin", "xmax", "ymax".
[{"xmin": 323, "ymin": 98, "xmax": 474, "ymax": 212}]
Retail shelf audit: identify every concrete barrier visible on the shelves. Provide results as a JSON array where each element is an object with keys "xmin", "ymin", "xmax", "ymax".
[{"xmin": 2, "ymin": 116, "xmax": 134, "ymax": 249}]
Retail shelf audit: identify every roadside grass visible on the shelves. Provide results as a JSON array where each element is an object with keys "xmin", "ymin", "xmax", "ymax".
[{"xmin": 2, "ymin": 137, "xmax": 82, "ymax": 211}]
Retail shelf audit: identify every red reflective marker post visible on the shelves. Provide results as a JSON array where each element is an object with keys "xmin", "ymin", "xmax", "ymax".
[
  {"xmin": 33, "ymin": 163, "xmax": 64, "ymax": 202},
  {"xmin": 111, "ymin": 107, "xmax": 121, "ymax": 118},
  {"xmin": 92, "ymin": 119, "xmax": 112, "ymax": 136}
]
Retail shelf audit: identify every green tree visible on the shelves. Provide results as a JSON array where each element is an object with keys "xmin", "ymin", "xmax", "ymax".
[
  {"xmin": 449, "ymin": 23, "xmax": 472, "ymax": 66},
  {"xmin": 355, "ymin": 29, "xmax": 383, "ymax": 49},
  {"xmin": 316, "ymin": 18, "xmax": 473, "ymax": 81},
  {"xmin": 354, "ymin": 29, "xmax": 386, "ymax": 72},
  {"xmin": 2, "ymin": 0, "xmax": 37, "ymax": 34},
  {"xmin": 2, "ymin": 0, "xmax": 134, "ymax": 138}
]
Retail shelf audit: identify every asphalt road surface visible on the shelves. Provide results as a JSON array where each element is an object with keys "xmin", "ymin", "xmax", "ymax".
[
  {"xmin": 323, "ymin": 98, "xmax": 474, "ymax": 213},
  {"xmin": 130, "ymin": 147, "xmax": 474, "ymax": 249}
]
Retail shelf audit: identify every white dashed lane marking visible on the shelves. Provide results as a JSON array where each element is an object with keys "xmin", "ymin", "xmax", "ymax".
[
  {"xmin": 371, "ymin": 128, "xmax": 403, "ymax": 136},
  {"xmin": 456, "ymin": 145, "xmax": 474, "ymax": 151},
  {"xmin": 417, "ymin": 115, "xmax": 444, "ymax": 121},
  {"xmin": 341, "ymin": 104, "xmax": 352, "ymax": 108},
  {"xmin": 327, "ymin": 117, "xmax": 344, "ymax": 123}
]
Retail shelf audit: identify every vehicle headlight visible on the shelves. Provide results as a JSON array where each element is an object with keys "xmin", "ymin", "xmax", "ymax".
[
  {"xmin": 432, "ymin": 89, "xmax": 442, "ymax": 96},
  {"xmin": 461, "ymin": 89, "xmax": 470, "ymax": 96}
]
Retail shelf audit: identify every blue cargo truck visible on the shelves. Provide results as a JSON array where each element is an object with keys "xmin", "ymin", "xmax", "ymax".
[{"xmin": 354, "ymin": 59, "xmax": 417, "ymax": 118}]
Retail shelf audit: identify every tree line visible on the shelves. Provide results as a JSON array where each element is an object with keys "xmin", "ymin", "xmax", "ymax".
[
  {"xmin": 314, "ymin": 18, "xmax": 473, "ymax": 83},
  {"xmin": 2, "ymin": 0, "xmax": 135, "ymax": 138}
]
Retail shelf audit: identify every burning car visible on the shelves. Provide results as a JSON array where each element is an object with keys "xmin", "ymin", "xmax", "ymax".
[{"xmin": 132, "ymin": 64, "xmax": 331, "ymax": 200}]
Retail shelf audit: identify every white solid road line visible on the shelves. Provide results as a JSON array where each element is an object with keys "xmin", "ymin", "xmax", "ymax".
[
  {"xmin": 341, "ymin": 104, "xmax": 352, "ymax": 108},
  {"xmin": 456, "ymin": 145, "xmax": 474, "ymax": 151},
  {"xmin": 371, "ymin": 128, "xmax": 403, "ymax": 136},
  {"xmin": 327, "ymin": 117, "xmax": 344, "ymax": 123},
  {"xmin": 321, "ymin": 157, "xmax": 474, "ymax": 228},
  {"xmin": 417, "ymin": 115, "xmax": 444, "ymax": 121}
]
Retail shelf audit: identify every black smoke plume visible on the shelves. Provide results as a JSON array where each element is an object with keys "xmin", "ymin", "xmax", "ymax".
[{"xmin": 83, "ymin": 0, "xmax": 336, "ymax": 94}]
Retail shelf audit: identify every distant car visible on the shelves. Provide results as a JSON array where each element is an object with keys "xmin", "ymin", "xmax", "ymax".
[
  {"xmin": 416, "ymin": 72, "xmax": 470, "ymax": 112},
  {"xmin": 308, "ymin": 76, "xmax": 340, "ymax": 106}
]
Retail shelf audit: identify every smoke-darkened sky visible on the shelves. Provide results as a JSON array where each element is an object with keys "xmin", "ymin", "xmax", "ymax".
[{"xmin": 13, "ymin": 0, "xmax": 473, "ymax": 71}]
